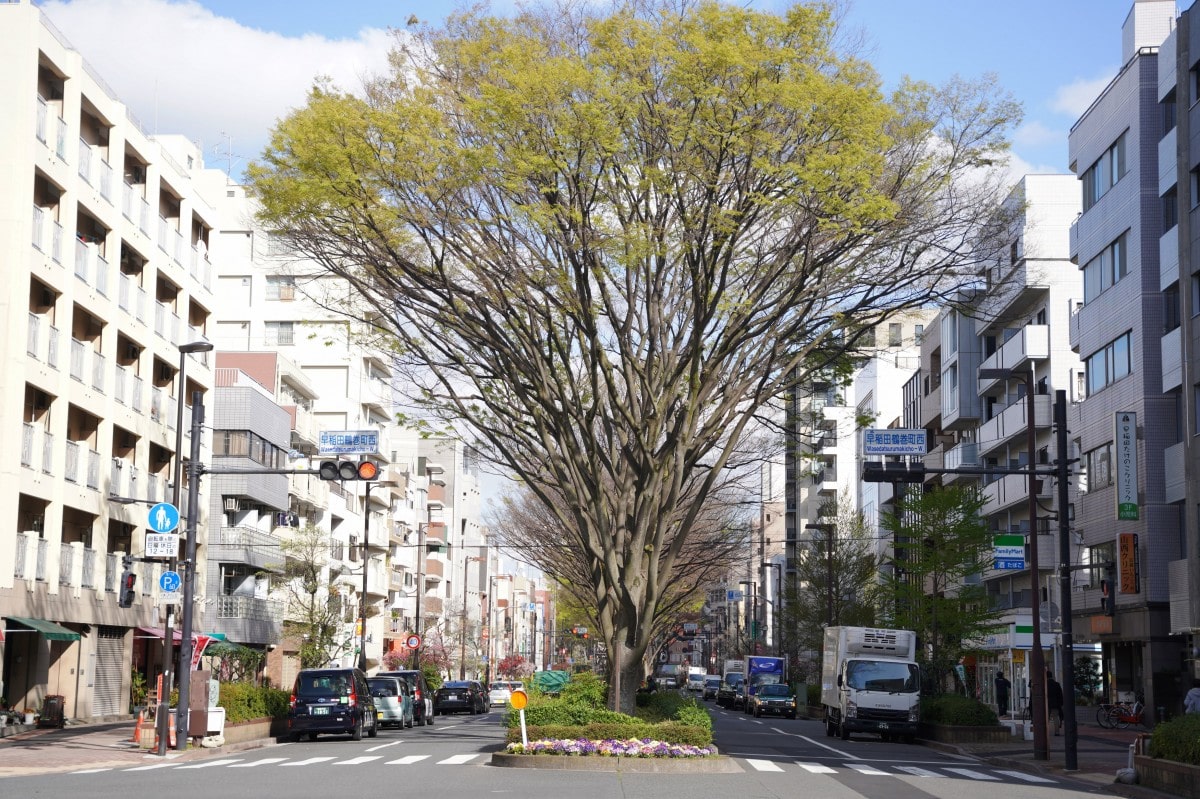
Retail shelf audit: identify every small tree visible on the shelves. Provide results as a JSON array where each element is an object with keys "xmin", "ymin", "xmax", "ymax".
[
  {"xmin": 879, "ymin": 486, "xmax": 1002, "ymax": 692},
  {"xmin": 276, "ymin": 524, "xmax": 351, "ymax": 669},
  {"xmin": 498, "ymin": 655, "xmax": 535, "ymax": 680}
]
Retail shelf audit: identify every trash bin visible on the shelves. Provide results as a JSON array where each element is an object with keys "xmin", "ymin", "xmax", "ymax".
[{"xmin": 38, "ymin": 695, "xmax": 65, "ymax": 728}]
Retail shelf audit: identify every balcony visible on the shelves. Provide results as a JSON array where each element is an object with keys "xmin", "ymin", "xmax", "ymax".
[
  {"xmin": 427, "ymin": 482, "xmax": 445, "ymax": 507},
  {"xmin": 975, "ymin": 261, "xmax": 1049, "ymax": 324},
  {"xmin": 213, "ymin": 595, "xmax": 284, "ymax": 645},
  {"xmin": 978, "ymin": 394, "xmax": 1052, "ymax": 456},
  {"xmin": 421, "ymin": 596, "xmax": 444, "ymax": 616},
  {"xmin": 1161, "ymin": 224, "xmax": 1179, "ymax": 291},
  {"xmin": 1162, "ymin": 327, "xmax": 1182, "ymax": 392},
  {"xmin": 1164, "ymin": 442, "xmax": 1185, "ymax": 504},
  {"xmin": 981, "ymin": 471, "xmax": 1051, "ymax": 515},
  {"xmin": 977, "ymin": 326, "xmax": 1049, "ymax": 386},
  {"xmin": 424, "ymin": 558, "xmax": 445, "ymax": 582},
  {"xmin": 943, "ymin": 441, "xmax": 980, "ymax": 485},
  {"xmin": 424, "ymin": 522, "xmax": 447, "ymax": 547},
  {"xmin": 212, "ymin": 525, "xmax": 282, "ymax": 571}
]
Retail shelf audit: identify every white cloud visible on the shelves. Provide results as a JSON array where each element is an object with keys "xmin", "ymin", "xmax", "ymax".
[
  {"xmin": 1013, "ymin": 120, "xmax": 1060, "ymax": 149},
  {"xmin": 40, "ymin": 0, "xmax": 395, "ymax": 175},
  {"xmin": 1049, "ymin": 74, "xmax": 1116, "ymax": 118},
  {"xmin": 1003, "ymin": 151, "xmax": 1068, "ymax": 190}
]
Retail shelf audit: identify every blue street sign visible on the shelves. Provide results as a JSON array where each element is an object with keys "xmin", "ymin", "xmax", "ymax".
[
  {"xmin": 994, "ymin": 559, "xmax": 1026, "ymax": 570},
  {"xmin": 159, "ymin": 570, "xmax": 182, "ymax": 593},
  {"xmin": 147, "ymin": 503, "xmax": 180, "ymax": 533}
]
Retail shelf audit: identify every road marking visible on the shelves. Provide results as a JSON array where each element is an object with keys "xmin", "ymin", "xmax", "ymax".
[
  {"xmin": 176, "ymin": 759, "xmax": 243, "ymax": 769},
  {"xmin": 386, "ymin": 755, "xmax": 430, "ymax": 765},
  {"xmin": 796, "ymin": 762, "xmax": 837, "ymax": 774},
  {"xmin": 895, "ymin": 766, "xmax": 945, "ymax": 777},
  {"xmin": 943, "ymin": 767, "xmax": 999, "ymax": 780},
  {"xmin": 124, "ymin": 763, "xmax": 176, "ymax": 771},
  {"xmin": 367, "ymin": 741, "xmax": 403, "ymax": 751},
  {"xmin": 335, "ymin": 756, "xmax": 382, "ymax": 765},
  {"xmin": 995, "ymin": 770, "xmax": 1055, "ymax": 783},
  {"xmin": 745, "ymin": 758, "xmax": 785, "ymax": 772},
  {"xmin": 71, "ymin": 768, "xmax": 113, "ymax": 774},
  {"xmin": 281, "ymin": 756, "xmax": 336, "ymax": 767},
  {"xmin": 846, "ymin": 763, "xmax": 890, "ymax": 776},
  {"xmin": 229, "ymin": 758, "xmax": 289, "ymax": 767},
  {"xmin": 790, "ymin": 734, "xmax": 854, "ymax": 759},
  {"xmin": 438, "ymin": 754, "xmax": 481, "ymax": 765}
]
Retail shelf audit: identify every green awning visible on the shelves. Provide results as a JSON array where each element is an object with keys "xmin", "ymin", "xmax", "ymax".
[{"xmin": 7, "ymin": 616, "xmax": 81, "ymax": 642}]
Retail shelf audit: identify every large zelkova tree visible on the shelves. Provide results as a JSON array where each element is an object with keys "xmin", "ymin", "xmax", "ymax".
[
  {"xmin": 247, "ymin": 1, "xmax": 1020, "ymax": 711},
  {"xmin": 879, "ymin": 485, "xmax": 1004, "ymax": 693}
]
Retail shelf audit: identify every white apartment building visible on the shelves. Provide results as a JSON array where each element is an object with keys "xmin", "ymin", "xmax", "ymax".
[{"xmin": 0, "ymin": 1, "xmax": 216, "ymax": 718}]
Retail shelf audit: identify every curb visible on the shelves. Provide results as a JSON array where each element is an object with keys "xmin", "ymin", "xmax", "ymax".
[{"xmin": 490, "ymin": 752, "xmax": 742, "ymax": 773}]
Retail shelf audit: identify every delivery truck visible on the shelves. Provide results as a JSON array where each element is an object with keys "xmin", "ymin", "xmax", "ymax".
[
  {"xmin": 740, "ymin": 656, "xmax": 786, "ymax": 713},
  {"xmin": 821, "ymin": 626, "xmax": 920, "ymax": 742}
]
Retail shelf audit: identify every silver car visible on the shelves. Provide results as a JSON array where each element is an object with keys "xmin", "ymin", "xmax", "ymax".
[
  {"xmin": 488, "ymin": 680, "xmax": 524, "ymax": 707},
  {"xmin": 368, "ymin": 676, "xmax": 414, "ymax": 729}
]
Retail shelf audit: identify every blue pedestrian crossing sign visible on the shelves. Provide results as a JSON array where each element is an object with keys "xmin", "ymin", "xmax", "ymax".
[
  {"xmin": 159, "ymin": 570, "xmax": 181, "ymax": 593},
  {"xmin": 147, "ymin": 503, "xmax": 180, "ymax": 533}
]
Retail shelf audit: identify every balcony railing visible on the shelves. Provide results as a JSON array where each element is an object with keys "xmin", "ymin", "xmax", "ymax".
[
  {"xmin": 37, "ymin": 538, "xmax": 48, "ymax": 581},
  {"xmin": 78, "ymin": 138, "xmax": 93, "ymax": 184},
  {"xmin": 32, "ymin": 204, "xmax": 44, "ymax": 250},
  {"xmin": 36, "ymin": 96, "xmax": 47, "ymax": 142},
  {"xmin": 15, "ymin": 533, "xmax": 28, "ymax": 579},
  {"xmin": 216, "ymin": 595, "xmax": 284, "ymax": 622},
  {"xmin": 21, "ymin": 422, "xmax": 35, "ymax": 468},
  {"xmin": 70, "ymin": 338, "xmax": 86, "ymax": 382},
  {"xmin": 55, "ymin": 116, "xmax": 67, "ymax": 160}
]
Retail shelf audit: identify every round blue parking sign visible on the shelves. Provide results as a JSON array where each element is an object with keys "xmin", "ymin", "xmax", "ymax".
[{"xmin": 159, "ymin": 570, "xmax": 181, "ymax": 593}]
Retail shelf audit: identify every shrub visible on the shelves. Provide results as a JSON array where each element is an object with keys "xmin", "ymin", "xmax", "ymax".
[
  {"xmin": 1148, "ymin": 713, "xmax": 1200, "ymax": 765},
  {"xmin": 558, "ymin": 671, "xmax": 607, "ymax": 708},
  {"xmin": 217, "ymin": 683, "xmax": 291, "ymax": 723},
  {"xmin": 506, "ymin": 721, "xmax": 712, "ymax": 747},
  {"xmin": 920, "ymin": 694, "xmax": 998, "ymax": 727},
  {"xmin": 806, "ymin": 684, "xmax": 821, "ymax": 707}
]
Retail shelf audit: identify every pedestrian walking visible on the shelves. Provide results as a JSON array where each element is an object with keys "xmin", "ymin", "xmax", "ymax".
[
  {"xmin": 1046, "ymin": 671, "xmax": 1064, "ymax": 735},
  {"xmin": 1185, "ymin": 679, "xmax": 1200, "ymax": 713},
  {"xmin": 994, "ymin": 671, "xmax": 1012, "ymax": 717}
]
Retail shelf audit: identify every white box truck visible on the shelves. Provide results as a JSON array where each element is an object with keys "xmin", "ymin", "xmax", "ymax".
[{"xmin": 821, "ymin": 626, "xmax": 920, "ymax": 742}]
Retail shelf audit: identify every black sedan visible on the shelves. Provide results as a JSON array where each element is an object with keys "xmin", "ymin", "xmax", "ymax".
[
  {"xmin": 715, "ymin": 675, "xmax": 744, "ymax": 708},
  {"xmin": 750, "ymin": 683, "xmax": 798, "ymax": 718},
  {"xmin": 433, "ymin": 680, "xmax": 487, "ymax": 715}
]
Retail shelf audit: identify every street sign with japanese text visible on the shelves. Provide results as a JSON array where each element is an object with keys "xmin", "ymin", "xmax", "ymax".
[
  {"xmin": 1115, "ymin": 413, "xmax": 1138, "ymax": 520},
  {"xmin": 863, "ymin": 428, "xmax": 927, "ymax": 456},
  {"xmin": 318, "ymin": 429, "xmax": 380, "ymax": 456},
  {"xmin": 145, "ymin": 533, "xmax": 179, "ymax": 559},
  {"xmin": 1118, "ymin": 532, "xmax": 1140, "ymax": 594}
]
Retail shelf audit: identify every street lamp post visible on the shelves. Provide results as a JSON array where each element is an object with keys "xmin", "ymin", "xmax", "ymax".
[
  {"xmin": 767, "ymin": 562, "xmax": 783, "ymax": 656},
  {"xmin": 359, "ymin": 481, "xmax": 397, "ymax": 672},
  {"xmin": 459, "ymin": 556, "xmax": 483, "ymax": 678},
  {"xmin": 158, "ymin": 340, "xmax": 212, "ymax": 756},
  {"xmin": 738, "ymin": 580, "xmax": 755, "ymax": 653},
  {"xmin": 980, "ymin": 367, "xmax": 1048, "ymax": 762}
]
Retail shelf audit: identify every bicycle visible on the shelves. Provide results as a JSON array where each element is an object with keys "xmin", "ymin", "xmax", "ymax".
[
  {"xmin": 1095, "ymin": 702, "xmax": 1119, "ymax": 728},
  {"xmin": 1103, "ymin": 697, "xmax": 1146, "ymax": 729}
]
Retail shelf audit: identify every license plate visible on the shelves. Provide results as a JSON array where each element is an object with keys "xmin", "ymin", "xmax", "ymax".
[
  {"xmin": 878, "ymin": 722, "xmax": 889, "ymax": 730},
  {"xmin": 447, "ymin": 694, "xmax": 458, "ymax": 700},
  {"xmin": 312, "ymin": 706, "xmax": 329, "ymax": 716}
]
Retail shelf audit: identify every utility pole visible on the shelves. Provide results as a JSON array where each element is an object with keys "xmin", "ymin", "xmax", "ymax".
[{"xmin": 1055, "ymin": 390, "xmax": 1078, "ymax": 770}]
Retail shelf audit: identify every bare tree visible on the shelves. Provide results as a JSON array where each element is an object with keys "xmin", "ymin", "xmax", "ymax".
[{"xmin": 248, "ymin": 2, "xmax": 1019, "ymax": 709}]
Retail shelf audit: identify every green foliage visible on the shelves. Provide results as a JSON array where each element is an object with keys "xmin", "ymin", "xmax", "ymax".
[
  {"xmin": 558, "ymin": 671, "xmax": 607, "ymax": 707},
  {"xmin": 217, "ymin": 683, "xmax": 291, "ymax": 723},
  {"xmin": 920, "ymin": 694, "xmax": 999, "ymax": 727},
  {"xmin": 806, "ymin": 684, "xmax": 822, "ymax": 707},
  {"xmin": 1148, "ymin": 713, "xmax": 1200, "ymax": 765},
  {"xmin": 1073, "ymin": 658, "xmax": 1101, "ymax": 703},
  {"xmin": 422, "ymin": 664, "xmax": 443, "ymax": 692},
  {"xmin": 507, "ymin": 721, "xmax": 712, "ymax": 747},
  {"xmin": 130, "ymin": 670, "xmax": 148, "ymax": 708}
]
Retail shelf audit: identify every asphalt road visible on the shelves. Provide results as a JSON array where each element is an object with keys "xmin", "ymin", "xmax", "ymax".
[{"xmin": 0, "ymin": 698, "xmax": 1111, "ymax": 799}]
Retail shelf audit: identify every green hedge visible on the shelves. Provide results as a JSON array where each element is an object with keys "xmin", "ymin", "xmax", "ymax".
[
  {"xmin": 506, "ymin": 721, "xmax": 711, "ymax": 747},
  {"xmin": 806, "ymin": 684, "xmax": 821, "ymax": 707},
  {"xmin": 217, "ymin": 683, "xmax": 291, "ymax": 723},
  {"xmin": 1148, "ymin": 713, "xmax": 1200, "ymax": 765},
  {"xmin": 920, "ymin": 694, "xmax": 998, "ymax": 726}
]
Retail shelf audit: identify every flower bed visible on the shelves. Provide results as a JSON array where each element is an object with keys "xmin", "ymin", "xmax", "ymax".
[{"xmin": 506, "ymin": 737, "xmax": 717, "ymax": 758}]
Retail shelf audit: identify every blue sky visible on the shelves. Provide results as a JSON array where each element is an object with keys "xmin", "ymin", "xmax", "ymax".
[{"xmin": 39, "ymin": 0, "xmax": 1153, "ymax": 181}]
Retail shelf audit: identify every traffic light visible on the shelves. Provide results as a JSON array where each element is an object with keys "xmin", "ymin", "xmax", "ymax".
[
  {"xmin": 118, "ymin": 556, "xmax": 137, "ymax": 608},
  {"xmin": 862, "ymin": 460, "xmax": 926, "ymax": 483},
  {"xmin": 318, "ymin": 460, "xmax": 380, "ymax": 481}
]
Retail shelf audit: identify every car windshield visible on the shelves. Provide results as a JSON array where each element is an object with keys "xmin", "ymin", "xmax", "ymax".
[
  {"xmin": 706, "ymin": 678, "xmax": 720, "ymax": 686},
  {"xmin": 846, "ymin": 660, "xmax": 920, "ymax": 693},
  {"xmin": 368, "ymin": 680, "xmax": 398, "ymax": 697},
  {"xmin": 724, "ymin": 675, "xmax": 743, "ymax": 687},
  {"xmin": 758, "ymin": 684, "xmax": 791, "ymax": 697},
  {"xmin": 295, "ymin": 672, "xmax": 352, "ymax": 698},
  {"xmin": 442, "ymin": 681, "xmax": 470, "ymax": 689}
]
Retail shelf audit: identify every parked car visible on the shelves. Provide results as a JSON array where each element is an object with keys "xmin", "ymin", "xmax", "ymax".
[
  {"xmin": 716, "ymin": 673, "xmax": 744, "ymax": 708},
  {"xmin": 434, "ymin": 680, "xmax": 487, "ymax": 715},
  {"xmin": 368, "ymin": 676, "xmax": 414, "ymax": 729},
  {"xmin": 702, "ymin": 675, "xmax": 722, "ymax": 701},
  {"xmin": 488, "ymin": 680, "xmax": 524, "ymax": 707},
  {"xmin": 377, "ymin": 670, "xmax": 435, "ymax": 726},
  {"xmin": 749, "ymin": 683, "xmax": 798, "ymax": 719},
  {"xmin": 288, "ymin": 667, "xmax": 379, "ymax": 741}
]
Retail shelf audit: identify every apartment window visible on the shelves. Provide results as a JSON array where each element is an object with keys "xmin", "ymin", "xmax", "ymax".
[
  {"xmin": 1082, "ymin": 231, "xmax": 1128, "ymax": 303},
  {"xmin": 888, "ymin": 323, "xmax": 903, "ymax": 347},
  {"xmin": 1192, "ymin": 167, "xmax": 1200, "ymax": 208},
  {"xmin": 1010, "ymin": 240, "xmax": 1019, "ymax": 265},
  {"xmin": 265, "ymin": 321, "xmax": 294, "ymax": 346},
  {"xmin": 1084, "ymin": 331, "xmax": 1131, "ymax": 395},
  {"xmin": 1164, "ymin": 283, "xmax": 1181, "ymax": 333},
  {"xmin": 1083, "ymin": 443, "xmax": 1113, "ymax": 493},
  {"xmin": 1163, "ymin": 186, "xmax": 1178, "ymax": 232},
  {"xmin": 914, "ymin": 324, "xmax": 924, "ymax": 343},
  {"xmin": 1162, "ymin": 89, "xmax": 1177, "ymax": 133},
  {"xmin": 1083, "ymin": 541, "xmax": 1115, "ymax": 587},
  {"xmin": 265, "ymin": 275, "xmax": 296, "ymax": 301},
  {"xmin": 1082, "ymin": 131, "xmax": 1127, "ymax": 211},
  {"xmin": 859, "ymin": 327, "xmax": 876, "ymax": 348}
]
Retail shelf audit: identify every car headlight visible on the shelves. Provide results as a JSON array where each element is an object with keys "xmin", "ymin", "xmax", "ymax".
[
  {"xmin": 908, "ymin": 706, "xmax": 920, "ymax": 722},
  {"xmin": 846, "ymin": 700, "xmax": 857, "ymax": 719}
]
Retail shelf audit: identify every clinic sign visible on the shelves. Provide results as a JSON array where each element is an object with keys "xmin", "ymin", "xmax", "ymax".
[
  {"xmin": 863, "ymin": 428, "xmax": 927, "ymax": 456},
  {"xmin": 318, "ymin": 429, "xmax": 380, "ymax": 456},
  {"xmin": 1115, "ymin": 412, "xmax": 1138, "ymax": 520}
]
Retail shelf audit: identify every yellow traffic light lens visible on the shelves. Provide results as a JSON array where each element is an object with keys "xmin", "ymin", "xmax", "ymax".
[{"xmin": 357, "ymin": 461, "xmax": 379, "ymax": 480}]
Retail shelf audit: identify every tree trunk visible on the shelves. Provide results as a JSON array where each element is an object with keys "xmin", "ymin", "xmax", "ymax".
[{"xmin": 605, "ymin": 639, "xmax": 646, "ymax": 714}]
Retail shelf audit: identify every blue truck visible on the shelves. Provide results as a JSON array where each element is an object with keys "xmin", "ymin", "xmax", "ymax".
[{"xmin": 739, "ymin": 656, "xmax": 786, "ymax": 712}]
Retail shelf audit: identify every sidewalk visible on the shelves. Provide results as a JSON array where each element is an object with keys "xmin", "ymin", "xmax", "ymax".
[
  {"xmin": 0, "ymin": 719, "xmax": 272, "ymax": 778},
  {"xmin": 921, "ymin": 715, "xmax": 1166, "ymax": 799}
]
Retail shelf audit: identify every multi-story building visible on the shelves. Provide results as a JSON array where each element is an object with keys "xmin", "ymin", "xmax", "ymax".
[
  {"xmin": 0, "ymin": 1, "xmax": 216, "ymax": 717},
  {"xmin": 1068, "ymin": 0, "xmax": 1182, "ymax": 719}
]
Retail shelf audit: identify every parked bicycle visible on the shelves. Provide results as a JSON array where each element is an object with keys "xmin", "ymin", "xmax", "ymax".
[{"xmin": 1098, "ymin": 695, "xmax": 1146, "ymax": 729}]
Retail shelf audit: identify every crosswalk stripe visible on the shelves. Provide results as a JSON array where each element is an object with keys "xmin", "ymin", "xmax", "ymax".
[
  {"xmin": 846, "ymin": 763, "xmax": 890, "ymax": 776},
  {"xmin": 437, "ymin": 754, "xmax": 481, "ymax": 765},
  {"xmin": 229, "ymin": 758, "xmax": 289, "ymax": 768},
  {"xmin": 281, "ymin": 756, "xmax": 336, "ymax": 767},
  {"xmin": 124, "ymin": 763, "xmax": 176, "ymax": 771},
  {"xmin": 745, "ymin": 758, "xmax": 785, "ymax": 772},
  {"xmin": 177, "ymin": 759, "xmax": 243, "ymax": 769},
  {"xmin": 71, "ymin": 768, "xmax": 113, "ymax": 774},
  {"xmin": 943, "ymin": 767, "xmax": 999, "ymax": 780},
  {"xmin": 994, "ymin": 769, "xmax": 1055, "ymax": 783},
  {"xmin": 335, "ymin": 756, "xmax": 382, "ymax": 765},
  {"xmin": 796, "ymin": 762, "xmax": 836, "ymax": 774},
  {"xmin": 386, "ymin": 755, "xmax": 430, "ymax": 765},
  {"xmin": 895, "ymin": 766, "xmax": 945, "ymax": 777}
]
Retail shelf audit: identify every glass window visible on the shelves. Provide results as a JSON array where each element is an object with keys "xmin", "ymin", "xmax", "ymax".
[
  {"xmin": 265, "ymin": 321, "xmax": 294, "ymax": 346},
  {"xmin": 888, "ymin": 323, "xmax": 903, "ymax": 347},
  {"xmin": 1082, "ymin": 132, "xmax": 1128, "ymax": 211},
  {"xmin": 1084, "ymin": 443, "xmax": 1112, "ymax": 492}
]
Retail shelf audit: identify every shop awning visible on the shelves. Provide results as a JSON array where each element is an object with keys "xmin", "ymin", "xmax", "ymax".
[
  {"xmin": 137, "ymin": 627, "xmax": 227, "ymax": 643},
  {"xmin": 6, "ymin": 616, "xmax": 81, "ymax": 641}
]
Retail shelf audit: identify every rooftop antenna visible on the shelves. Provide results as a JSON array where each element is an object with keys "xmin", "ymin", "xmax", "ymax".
[{"xmin": 213, "ymin": 133, "xmax": 243, "ymax": 183}]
